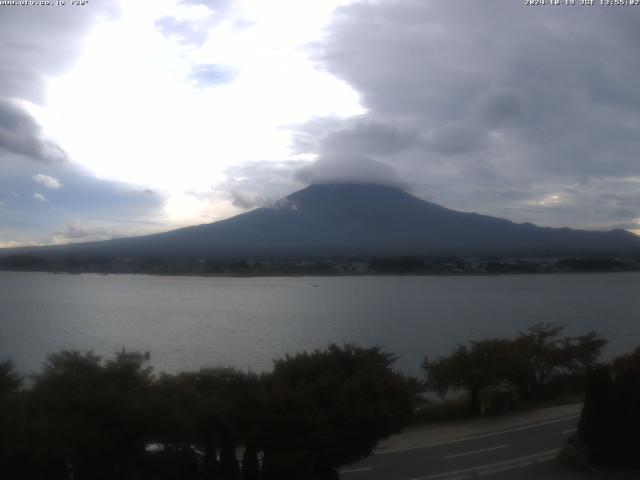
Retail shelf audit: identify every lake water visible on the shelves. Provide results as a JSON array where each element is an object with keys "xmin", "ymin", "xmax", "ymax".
[{"xmin": 1, "ymin": 271, "xmax": 639, "ymax": 377}]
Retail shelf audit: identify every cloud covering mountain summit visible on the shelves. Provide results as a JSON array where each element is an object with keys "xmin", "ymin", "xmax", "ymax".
[{"xmin": 3, "ymin": 183, "xmax": 639, "ymax": 261}]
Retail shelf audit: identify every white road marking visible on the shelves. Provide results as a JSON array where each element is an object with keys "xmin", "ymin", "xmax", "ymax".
[
  {"xmin": 407, "ymin": 448, "xmax": 561, "ymax": 480},
  {"xmin": 561, "ymin": 428, "xmax": 577, "ymax": 434},
  {"xmin": 339, "ymin": 467, "xmax": 373, "ymax": 474},
  {"xmin": 376, "ymin": 414, "xmax": 579, "ymax": 455},
  {"xmin": 444, "ymin": 444, "xmax": 508, "ymax": 459}
]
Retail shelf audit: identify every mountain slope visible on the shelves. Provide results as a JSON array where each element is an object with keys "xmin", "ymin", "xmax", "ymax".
[{"xmin": 3, "ymin": 183, "xmax": 640, "ymax": 259}]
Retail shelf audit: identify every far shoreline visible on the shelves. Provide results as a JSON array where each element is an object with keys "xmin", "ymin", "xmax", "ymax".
[{"xmin": 2, "ymin": 268, "xmax": 640, "ymax": 279}]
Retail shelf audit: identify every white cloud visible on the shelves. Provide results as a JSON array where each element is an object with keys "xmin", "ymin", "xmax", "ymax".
[
  {"xmin": 0, "ymin": 239, "xmax": 39, "ymax": 248},
  {"xmin": 33, "ymin": 174, "xmax": 62, "ymax": 189},
  {"xmin": 50, "ymin": 221, "xmax": 113, "ymax": 244},
  {"xmin": 33, "ymin": 192, "xmax": 47, "ymax": 202},
  {"xmin": 44, "ymin": 0, "xmax": 362, "ymax": 196}
]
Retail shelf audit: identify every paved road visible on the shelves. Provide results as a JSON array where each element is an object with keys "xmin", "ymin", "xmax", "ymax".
[{"xmin": 340, "ymin": 414, "xmax": 579, "ymax": 480}]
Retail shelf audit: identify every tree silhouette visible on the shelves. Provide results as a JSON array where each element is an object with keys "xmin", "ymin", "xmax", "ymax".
[
  {"xmin": 424, "ymin": 339, "xmax": 513, "ymax": 413},
  {"xmin": 424, "ymin": 324, "xmax": 606, "ymax": 413},
  {"xmin": 0, "ymin": 360, "xmax": 23, "ymax": 476},
  {"xmin": 1, "ymin": 345, "xmax": 418, "ymax": 479},
  {"xmin": 577, "ymin": 346, "xmax": 640, "ymax": 467},
  {"xmin": 29, "ymin": 351, "xmax": 154, "ymax": 479},
  {"xmin": 261, "ymin": 344, "xmax": 417, "ymax": 479},
  {"xmin": 0, "ymin": 360, "xmax": 21, "ymax": 397},
  {"xmin": 148, "ymin": 367, "xmax": 266, "ymax": 480},
  {"xmin": 577, "ymin": 364, "xmax": 612, "ymax": 464},
  {"xmin": 147, "ymin": 372, "xmax": 202, "ymax": 479},
  {"xmin": 608, "ymin": 346, "xmax": 640, "ymax": 466},
  {"xmin": 510, "ymin": 323, "xmax": 606, "ymax": 398}
]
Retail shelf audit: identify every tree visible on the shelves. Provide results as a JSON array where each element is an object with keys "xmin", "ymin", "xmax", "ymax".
[
  {"xmin": 181, "ymin": 367, "xmax": 254, "ymax": 480},
  {"xmin": 1, "ymin": 345, "xmax": 418, "ymax": 479},
  {"xmin": 423, "ymin": 339, "xmax": 513, "ymax": 414},
  {"xmin": 148, "ymin": 367, "xmax": 265, "ymax": 480},
  {"xmin": 0, "ymin": 360, "xmax": 21, "ymax": 398},
  {"xmin": 0, "ymin": 360, "xmax": 23, "ymax": 475},
  {"xmin": 260, "ymin": 344, "xmax": 418, "ymax": 479},
  {"xmin": 29, "ymin": 350, "xmax": 155, "ymax": 479},
  {"xmin": 576, "ymin": 346, "xmax": 640, "ymax": 467},
  {"xmin": 608, "ymin": 347, "xmax": 640, "ymax": 466},
  {"xmin": 510, "ymin": 323, "xmax": 606, "ymax": 398},
  {"xmin": 423, "ymin": 324, "xmax": 607, "ymax": 413},
  {"xmin": 147, "ymin": 372, "xmax": 202, "ymax": 479},
  {"xmin": 577, "ymin": 364, "xmax": 612, "ymax": 464}
]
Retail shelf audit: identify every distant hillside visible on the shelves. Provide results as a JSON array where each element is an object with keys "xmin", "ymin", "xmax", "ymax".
[{"xmin": 2, "ymin": 183, "xmax": 640, "ymax": 260}]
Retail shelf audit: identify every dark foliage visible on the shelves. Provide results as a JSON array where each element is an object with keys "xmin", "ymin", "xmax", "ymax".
[
  {"xmin": 0, "ymin": 360, "xmax": 21, "ymax": 398},
  {"xmin": 0, "ymin": 255, "xmax": 49, "ymax": 270},
  {"xmin": 261, "ymin": 344, "xmax": 418, "ymax": 478},
  {"xmin": 423, "ymin": 339, "xmax": 513, "ymax": 414},
  {"xmin": 424, "ymin": 323, "xmax": 606, "ymax": 413},
  {"xmin": 25, "ymin": 351, "xmax": 155, "ymax": 479},
  {"xmin": 0, "ymin": 345, "xmax": 417, "ymax": 479},
  {"xmin": 0, "ymin": 360, "xmax": 23, "ymax": 474},
  {"xmin": 556, "ymin": 257, "xmax": 630, "ymax": 272},
  {"xmin": 369, "ymin": 257, "xmax": 427, "ymax": 273},
  {"xmin": 578, "ymin": 347, "xmax": 640, "ymax": 467}
]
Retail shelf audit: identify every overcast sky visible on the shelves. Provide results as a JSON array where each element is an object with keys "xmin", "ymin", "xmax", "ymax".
[{"xmin": 2, "ymin": 0, "xmax": 640, "ymax": 246}]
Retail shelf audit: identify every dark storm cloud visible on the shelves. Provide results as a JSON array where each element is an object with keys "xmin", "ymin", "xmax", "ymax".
[
  {"xmin": 218, "ymin": 160, "xmax": 305, "ymax": 209},
  {"xmin": 476, "ymin": 87, "xmax": 528, "ymax": 127},
  {"xmin": 323, "ymin": 118, "xmax": 422, "ymax": 157},
  {"xmin": 280, "ymin": 0, "xmax": 640, "ymax": 230},
  {"xmin": 289, "ymin": 116, "xmax": 344, "ymax": 154},
  {"xmin": 0, "ymin": 99, "xmax": 67, "ymax": 163},
  {"xmin": 425, "ymin": 122, "xmax": 487, "ymax": 156},
  {"xmin": 295, "ymin": 155, "xmax": 406, "ymax": 189}
]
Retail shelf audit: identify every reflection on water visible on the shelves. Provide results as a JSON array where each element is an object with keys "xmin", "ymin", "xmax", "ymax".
[{"xmin": 1, "ymin": 271, "xmax": 639, "ymax": 376}]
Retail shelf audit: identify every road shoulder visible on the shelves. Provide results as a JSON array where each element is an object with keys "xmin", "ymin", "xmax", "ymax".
[{"xmin": 375, "ymin": 403, "xmax": 582, "ymax": 453}]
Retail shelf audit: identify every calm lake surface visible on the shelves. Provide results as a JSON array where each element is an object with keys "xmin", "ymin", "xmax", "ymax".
[{"xmin": 1, "ymin": 271, "xmax": 639, "ymax": 376}]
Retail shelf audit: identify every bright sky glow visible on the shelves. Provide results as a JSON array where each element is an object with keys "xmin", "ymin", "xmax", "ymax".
[
  {"xmin": 528, "ymin": 193, "xmax": 566, "ymax": 207},
  {"xmin": 44, "ymin": 0, "xmax": 362, "ymax": 225}
]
